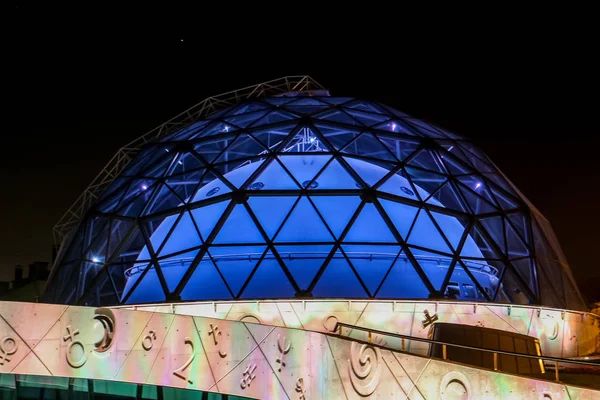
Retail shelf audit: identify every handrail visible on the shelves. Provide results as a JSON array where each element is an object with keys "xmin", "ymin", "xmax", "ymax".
[{"xmin": 333, "ymin": 321, "xmax": 599, "ymax": 383}]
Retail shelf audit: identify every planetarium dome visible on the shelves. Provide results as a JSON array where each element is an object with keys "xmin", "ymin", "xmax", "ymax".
[{"xmin": 44, "ymin": 77, "xmax": 587, "ymax": 311}]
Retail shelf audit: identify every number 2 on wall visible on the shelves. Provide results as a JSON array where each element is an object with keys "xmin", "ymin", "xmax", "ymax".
[{"xmin": 173, "ymin": 337, "xmax": 194, "ymax": 384}]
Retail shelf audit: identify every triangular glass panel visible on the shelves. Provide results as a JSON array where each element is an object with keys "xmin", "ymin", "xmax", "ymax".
[
  {"xmin": 107, "ymin": 264, "xmax": 126, "ymax": 301},
  {"xmin": 121, "ymin": 145, "xmax": 163, "ymax": 176},
  {"xmin": 240, "ymin": 251, "xmax": 296, "ymax": 298},
  {"xmin": 379, "ymin": 199, "xmax": 419, "ymax": 239},
  {"xmin": 494, "ymin": 267, "xmax": 536, "ymax": 306},
  {"xmin": 213, "ymin": 134, "xmax": 268, "ymax": 165},
  {"xmin": 457, "ymin": 176, "xmax": 500, "ymax": 208},
  {"xmin": 376, "ymin": 135, "xmax": 420, "ymax": 161},
  {"xmin": 275, "ymin": 197, "xmax": 334, "ymax": 242},
  {"xmin": 165, "ymin": 168, "xmax": 207, "ymax": 203},
  {"xmin": 443, "ymin": 263, "xmax": 490, "ymax": 301},
  {"xmin": 118, "ymin": 222, "xmax": 155, "ymax": 263},
  {"xmin": 195, "ymin": 120, "xmax": 236, "ymax": 139},
  {"xmin": 168, "ymin": 153, "xmax": 205, "ymax": 176},
  {"xmin": 180, "ymin": 258, "xmax": 233, "ymax": 300},
  {"xmin": 506, "ymin": 222, "xmax": 530, "ymax": 260},
  {"xmin": 313, "ymin": 123, "xmax": 362, "ymax": 150},
  {"xmin": 223, "ymin": 110, "xmax": 267, "ymax": 129},
  {"xmin": 279, "ymin": 154, "xmax": 330, "ymax": 186},
  {"xmin": 407, "ymin": 149, "xmax": 446, "ymax": 174},
  {"xmin": 193, "ymin": 137, "xmax": 231, "ymax": 163},
  {"xmin": 262, "ymin": 97, "xmax": 298, "ymax": 106},
  {"xmin": 251, "ymin": 158, "xmax": 301, "ymax": 190},
  {"xmin": 219, "ymin": 158, "xmax": 265, "ymax": 189},
  {"xmin": 312, "ymin": 252, "xmax": 368, "ymax": 298},
  {"xmin": 344, "ymin": 100, "xmax": 390, "ymax": 115},
  {"xmin": 157, "ymin": 249, "xmax": 199, "ymax": 292},
  {"xmin": 461, "ymin": 224, "xmax": 500, "ymax": 260},
  {"xmin": 143, "ymin": 183, "xmax": 186, "ymax": 216},
  {"xmin": 406, "ymin": 209, "xmax": 452, "ymax": 254},
  {"xmin": 123, "ymin": 264, "xmax": 167, "ymax": 304},
  {"xmin": 210, "ymin": 246, "xmax": 266, "ymax": 296},
  {"xmin": 143, "ymin": 214, "xmax": 178, "ymax": 256},
  {"xmin": 341, "ymin": 132, "xmax": 398, "ymax": 162},
  {"xmin": 344, "ymin": 203, "xmax": 396, "ymax": 243},
  {"xmin": 116, "ymin": 179, "xmax": 158, "ymax": 213},
  {"xmin": 106, "ymin": 219, "xmax": 135, "ymax": 261},
  {"xmin": 248, "ymin": 109, "xmax": 298, "ymax": 127},
  {"xmin": 190, "ymin": 200, "xmax": 230, "ymax": 241},
  {"xmin": 489, "ymin": 185, "xmax": 520, "ymax": 211},
  {"xmin": 313, "ymin": 108, "xmax": 362, "ymax": 127},
  {"xmin": 373, "ymin": 120, "xmax": 418, "ymax": 136},
  {"xmin": 283, "ymin": 98, "xmax": 330, "ymax": 115},
  {"xmin": 276, "ymin": 245, "xmax": 332, "ymax": 290},
  {"xmin": 136, "ymin": 151, "xmax": 176, "ymax": 178},
  {"xmin": 342, "ymin": 245, "xmax": 401, "ymax": 295},
  {"xmin": 483, "ymin": 172, "xmax": 518, "ymax": 197},
  {"xmin": 430, "ymin": 211, "xmax": 468, "ymax": 252},
  {"xmin": 249, "ymin": 125, "xmax": 297, "ymax": 151},
  {"xmin": 508, "ymin": 257, "xmax": 536, "ymax": 296},
  {"xmin": 157, "ymin": 211, "xmax": 203, "ymax": 257},
  {"xmin": 167, "ymin": 120, "xmax": 209, "ymax": 141},
  {"xmin": 80, "ymin": 269, "xmax": 119, "ymax": 307},
  {"xmin": 431, "ymin": 181, "xmax": 469, "ymax": 213},
  {"xmin": 95, "ymin": 181, "xmax": 130, "ymax": 213},
  {"xmin": 189, "ymin": 170, "xmax": 232, "ymax": 202},
  {"xmin": 377, "ymin": 169, "xmax": 419, "ymax": 201},
  {"xmin": 455, "ymin": 181, "xmax": 499, "ymax": 214},
  {"xmin": 213, "ymin": 204, "xmax": 265, "ymax": 244},
  {"xmin": 344, "ymin": 157, "xmax": 391, "ymax": 188},
  {"xmin": 405, "ymin": 167, "xmax": 447, "ymax": 203},
  {"xmin": 562, "ymin": 270, "xmax": 586, "ymax": 311},
  {"xmin": 480, "ymin": 216, "xmax": 506, "ymax": 254},
  {"xmin": 248, "ymin": 196, "xmax": 298, "ymax": 239},
  {"xmin": 315, "ymin": 158, "xmax": 363, "ymax": 189},
  {"xmin": 228, "ymin": 100, "xmax": 271, "ymax": 115},
  {"xmin": 343, "ymin": 108, "xmax": 391, "ymax": 127},
  {"xmin": 311, "ymin": 195, "xmax": 361, "ymax": 239},
  {"xmin": 376, "ymin": 255, "xmax": 430, "ymax": 298},
  {"xmin": 535, "ymin": 261, "xmax": 565, "ymax": 309},
  {"xmin": 283, "ymin": 125, "xmax": 331, "ymax": 152},
  {"xmin": 507, "ymin": 213, "xmax": 529, "ymax": 243},
  {"xmin": 457, "ymin": 142, "xmax": 495, "ymax": 172},
  {"xmin": 409, "ymin": 247, "xmax": 453, "ymax": 290},
  {"xmin": 404, "ymin": 118, "xmax": 446, "ymax": 138},
  {"xmin": 439, "ymin": 151, "xmax": 473, "ymax": 175}
]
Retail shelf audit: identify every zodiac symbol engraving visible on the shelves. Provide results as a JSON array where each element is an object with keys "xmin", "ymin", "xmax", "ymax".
[
  {"xmin": 422, "ymin": 309, "xmax": 439, "ymax": 328},
  {"xmin": 276, "ymin": 334, "xmax": 291, "ymax": 372},
  {"xmin": 240, "ymin": 363, "xmax": 257, "ymax": 389},
  {"xmin": 208, "ymin": 324, "xmax": 227, "ymax": 358},
  {"xmin": 295, "ymin": 377, "xmax": 307, "ymax": 400},
  {"xmin": 544, "ymin": 314, "xmax": 560, "ymax": 340},
  {"xmin": 347, "ymin": 341, "xmax": 382, "ymax": 396},
  {"xmin": 440, "ymin": 371, "xmax": 471, "ymax": 400},
  {"xmin": 142, "ymin": 330, "xmax": 156, "ymax": 351},
  {"xmin": 63, "ymin": 325, "xmax": 87, "ymax": 368},
  {"xmin": 93, "ymin": 309, "xmax": 115, "ymax": 353},
  {"xmin": 173, "ymin": 337, "xmax": 194, "ymax": 384},
  {"xmin": 0, "ymin": 337, "xmax": 18, "ymax": 365}
]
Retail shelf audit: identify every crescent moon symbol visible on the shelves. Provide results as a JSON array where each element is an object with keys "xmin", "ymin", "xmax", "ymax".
[{"xmin": 94, "ymin": 309, "xmax": 115, "ymax": 352}]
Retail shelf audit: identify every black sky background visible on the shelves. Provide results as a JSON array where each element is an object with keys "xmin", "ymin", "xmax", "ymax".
[{"xmin": 2, "ymin": 6, "xmax": 598, "ymax": 303}]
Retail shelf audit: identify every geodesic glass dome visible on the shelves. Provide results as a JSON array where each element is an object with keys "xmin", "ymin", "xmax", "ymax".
[{"xmin": 44, "ymin": 83, "xmax": 587, "ymax": 310}]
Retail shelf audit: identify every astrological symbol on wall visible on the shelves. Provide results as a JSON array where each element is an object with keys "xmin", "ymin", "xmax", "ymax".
[
  {"xmin": 93, "ymin": 309, "xmax": 115, "ymax": 353},
  {"xmin": 0, "ymin": 337, "xmax": 18, "ymax": 365},
  {"xmin": 173, "ymin": 337, "xmax": 194, "ymax": 384},
  {"xmin": 63, "ymin": 325, "xmax": 87, "ymax": 368},
  {"xmin": 142, "ymin": 330, "xmax": 156, "ymax": 351},
  {"xmin": 295, "ymin": 377, "xmax": 307, "ymax": 400},
  {"xmin": 276, "ymin": 334, "xmax": 291, "ymax": 372},
  {"xmin": 422, "ymin": 309, "xmax": 439, "ymax": 328},
  {"xmin": 240, "ymin": 363, "xmax": 257, "ymax": 389},
  {"xmin": 208, "ymin": 323, "xmax": 227, "ymax": 358}
]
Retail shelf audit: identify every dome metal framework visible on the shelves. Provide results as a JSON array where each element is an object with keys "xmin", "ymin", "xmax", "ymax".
[{"xmin": 44, "ymin": 77, "xmax": 586, "ymax": 311}]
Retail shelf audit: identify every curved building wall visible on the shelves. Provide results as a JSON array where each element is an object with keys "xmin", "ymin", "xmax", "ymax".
[{"xmin": 44, "ymin": 95, "xmax": 586, "ymax": 310}]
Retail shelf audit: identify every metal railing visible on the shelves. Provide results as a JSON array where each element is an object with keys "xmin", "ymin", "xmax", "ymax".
[{"xmin": 333, "ymin": 322, "xmax": 599, "ymax": 383}]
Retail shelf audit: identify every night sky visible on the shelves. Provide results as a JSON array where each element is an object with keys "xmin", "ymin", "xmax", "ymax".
[{"xmin": 3, "ymin": 6, "xmax": 599, "ymax": 303}]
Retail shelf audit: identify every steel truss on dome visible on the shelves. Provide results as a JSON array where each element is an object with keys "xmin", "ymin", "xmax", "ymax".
[{"xmin": 44, "ymin": 77, "xmax": 586, "ymax": 311}]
